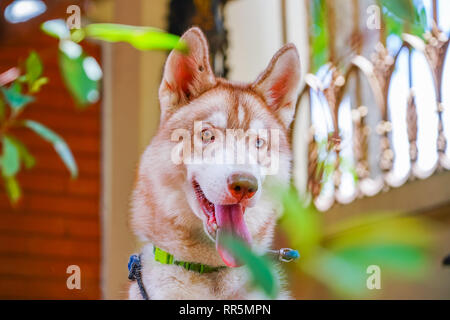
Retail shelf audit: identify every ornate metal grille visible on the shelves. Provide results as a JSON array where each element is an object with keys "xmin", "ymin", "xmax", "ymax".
[{"xmin": 299, "ymin": 0, "xmax": 450, "ymax": 211}]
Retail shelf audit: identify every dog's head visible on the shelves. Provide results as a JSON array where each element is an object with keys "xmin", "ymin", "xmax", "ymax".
[{"xmin": 131, "ymin": 27, "xmax": 301, "ymax": 267}]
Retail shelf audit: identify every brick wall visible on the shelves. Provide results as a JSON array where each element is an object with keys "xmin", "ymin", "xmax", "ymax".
[{"xmin": 0, "ymin": 33, "xmax": 101, "ymax": 299}]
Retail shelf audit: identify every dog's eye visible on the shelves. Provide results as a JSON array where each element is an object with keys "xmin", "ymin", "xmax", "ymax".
[
  {"xmin": 201, "ymin": 129, "xmax": 215, "ymax": 143},
  {"xmin": 255, "ymin": 138, "xmax": 266, "ymax": 149}
]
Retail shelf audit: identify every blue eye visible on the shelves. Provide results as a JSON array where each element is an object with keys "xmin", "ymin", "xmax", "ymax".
[
  {"xmin": 256, "ymin": 138, "xmax": 266, "ymax": 149},
  {"xmin": 201, "ymin": 129, "xmax": 215, "ymax": 142}
]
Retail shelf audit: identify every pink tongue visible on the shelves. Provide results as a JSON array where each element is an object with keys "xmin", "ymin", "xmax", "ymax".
[{"xmin": 215, "ymin": 204, "xmax": 252, "ymax": 267}]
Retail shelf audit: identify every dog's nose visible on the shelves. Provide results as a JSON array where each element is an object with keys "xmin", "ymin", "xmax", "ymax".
[{"xmin": 227, "ymin": 173, "xmax": 258, "ymax": 201}]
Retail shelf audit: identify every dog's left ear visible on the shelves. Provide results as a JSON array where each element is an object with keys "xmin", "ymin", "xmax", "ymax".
[
  {"xmin": 252, "ymin": 44, "xmax": 301, "ymax": 128},
  {"xmin": 159, "ymin": 27, "xmax": 216, "ymax": 122}
]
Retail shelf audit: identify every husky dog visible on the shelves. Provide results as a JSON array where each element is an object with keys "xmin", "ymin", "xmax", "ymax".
[{"xmin": 129, "ymin": 27, "xmax": 301, "ymax": 299}]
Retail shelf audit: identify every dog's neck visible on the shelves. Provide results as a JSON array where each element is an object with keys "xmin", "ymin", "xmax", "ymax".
[
  {"xmin": 152, "ymin": 245, "xmax": 226, "ymax": 273},
  {"xmin": 132, "ymin": 243, "xmax": 260, "ymax": 299}
]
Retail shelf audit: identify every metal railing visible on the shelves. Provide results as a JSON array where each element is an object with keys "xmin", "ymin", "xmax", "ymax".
[{"xmin": 298, "ymin": 0, "xmax": 449, "ymax": 211}]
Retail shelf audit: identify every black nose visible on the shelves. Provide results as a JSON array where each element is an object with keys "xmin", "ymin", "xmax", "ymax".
[{"xmin": 227, "ymin": 173, "xmax": 258, "ymax": 201}]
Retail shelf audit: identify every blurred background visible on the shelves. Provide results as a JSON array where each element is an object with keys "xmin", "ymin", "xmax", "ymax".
[{"xmin": 0, "ymin": 0, "xmax": 449, "ymax": 299}]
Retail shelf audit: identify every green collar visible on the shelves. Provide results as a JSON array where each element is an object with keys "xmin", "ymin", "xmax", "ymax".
[{"xmin": 153, "ymin": 246, "xmax": 226, "ymax": 274}]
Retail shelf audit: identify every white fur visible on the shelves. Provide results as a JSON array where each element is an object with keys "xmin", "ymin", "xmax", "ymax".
[{"xmin": 128, "ymin": 27, "xmax": 301, "ymax": 300}]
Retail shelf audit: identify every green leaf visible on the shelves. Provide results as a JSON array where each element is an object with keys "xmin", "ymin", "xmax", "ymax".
[
  {"xmin": 302, "ymin": 248, "xmax": 369, "ymax": 298},
  {"xmin": 303, "ymin": 244, "xmax": 428, "ymax": 298},
  {"xmin": 7, "ymin": 136, "xmax": 35, "ymax": 169},
  {"xmin": 84, "ymin": 23, "xmax": 188, "ymax": 53},
  {"xmin": 333, "ymin": 244, "xmax": 428, "ymax": 278},
  {"xmin": 22, "ymin": 120, "xmax": 78, "ymax": 178},
  {"xmin": 1, "ymin": 82, "xmax": 34, "ymax": 111},
  {"xmin": 276, "ymin": 186, "xmax": 321, "ymax": 258},
  {"xmin": 3, "ymin": 175, "xmax": 21, "ymax": 204},
  {"xmin": 310, "ymin": 0, "xmax": 329, "ymax": 73},
  {"xmin": 379, "ymin": 0, "xmax": 415, "ymax": 22},
  {"xmin": 70, "ymin": 28, "xmax": 86, "ymax": 43},
  {"xmin": 411, "ymin": 6, "xmax": 428, "ymax": 37},
  {"xmin": 58, "ymin": 40, "xmax": 101, "ymax": 106},
  {"xmin": 220, "ymin": 234, "xmax": 279, "ymax": 298},
  {"xmin": 379, "ymin": 0, "xmax": 427, "ymax": 39},
  {"xmin": 324, "ymin": 214, "xmax": 432, "ymax": 250},
  {"xmin": 0, "ymin": 97, "xmax": 5, "ymax": 121},
  {"xmin": 1, "ymin": 135, "xmax": 20, "ymax": 177},
  {"xmin": 25, "ymin": 51, "xmax": 43, "ymax": 88},
  {"xmin": 30, "ymin": 77, "xmax": 49, "ymax": 93},
  {"xmin": 41, "ymin": 19, "xmax": 70, "ymax": 39},
  {"xmin": 314, "ymin": 213, "xmax": 432, "ymax": 297}
]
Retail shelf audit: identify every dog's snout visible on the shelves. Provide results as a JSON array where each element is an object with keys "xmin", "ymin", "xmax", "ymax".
[{"xmin": 227, "ymin": 173, "xmax": 258, "ymax": 201}]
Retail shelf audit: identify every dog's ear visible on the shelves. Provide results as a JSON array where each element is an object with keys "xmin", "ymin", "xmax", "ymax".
[
  {"xmin": 252, "ymin": 44, "xmax": 301, "ymax": 128},
  {"xmin": 159, "ymin": 27, "xmax": 216, "ymax": 121}
]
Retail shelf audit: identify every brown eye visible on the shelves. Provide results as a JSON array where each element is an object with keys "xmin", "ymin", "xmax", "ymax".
[
  {"xmin": 201, "ymin": 129, "xmax": 215, "ymax": 143},
  {"xmin": 255, "ymin": 137, "xmax": 266, "ymax": 149}
]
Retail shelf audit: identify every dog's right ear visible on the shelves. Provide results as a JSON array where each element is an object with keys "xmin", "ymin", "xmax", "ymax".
[{"xmin": 159, "ymin": 27, "xmax": 216, "ymax": 121}]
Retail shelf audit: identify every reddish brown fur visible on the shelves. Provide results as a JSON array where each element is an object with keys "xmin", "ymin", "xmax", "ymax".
[{"xmin": 128, "ymin": 27, "xmax": 301, "ymax": 300}]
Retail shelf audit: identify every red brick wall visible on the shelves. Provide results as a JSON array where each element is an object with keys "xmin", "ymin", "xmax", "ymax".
[{"xmin": 0, "ymin": 34, "xmax": 101, "ymax": 299}]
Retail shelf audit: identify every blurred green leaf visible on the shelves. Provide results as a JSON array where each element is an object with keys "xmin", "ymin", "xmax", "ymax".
[
  {"xmin": 70, "ymin": 28, "xmax": 86, "ymax": 43},
  {"xmin": 59, "ymin": 40, "xmax": 101, "ymax": 106},
  {"xmin": 379, "ymin": 0, "xmax": 415, "ymax": 21},
  {"xmin": 220, "ymin": 233, "xmax": 279, "ymax": 298},
  {"xmin": 379, "ymin": 0, "xmax": 427, "ymax": 38},
  {"xmin": 84, "ymin": 23, "xmax": 188, "ymax": 53},
  {"xmin": 323, "ymin": 213, "xmax": 431, "ymax": 283},
  {"xmin": 302, "ymin": 248, "xmax": 368, "ymax": 297},
  {"xmin": 7, "ymin": 136, "xmax": 35, "ymax": 170},
  {"xmin": 303, "ymin": 243, "xmax": 427, "ymax": 298},
  {"xmin": 1, "ymin": 82, "xmax": 34, "ymax": 111},
  {"xmin": 310, "ymin": 0, "xmax": 329, "ymax": 73},
  {"xmin": 277, "ymin": 186, "xmax": 321, "ymax": 257},
  {"xmin": 0, "ymin": 97, "xmax": 5, "ymax": 121},
  {"xmin": 324, "ymin": 214, "xmax": 432, "ymax": 250},
  {"xmin": 1, "ymin": 135, "xmax": 20, "ymax": 177},
  {"xmin": 411, "ymin": 5, "xmax": 428, "ymax": 37},
  {"xmin": 22, "ymin": 120, "xmax": 78, "ymax": 178},
  {"xmin": 275, "ymin": 186, "xmax": 434, "ymax": 298},
  {"xmin": 30, "ymin": 77, "xmax": 49, "ymax": 93},
  {"xmin": 41, "ymin": 19, "xmax": 70, "ymax": 39},
  {"xmin": 333, "ymin": 244, "xmax": 428, "ymax": 278},
  {"xmin": 25, "ymin": 51, "xmax": 43, "ymax": 88},
  {"xmin": 3, "ymin": 175, "xmax": 21, "ymax": 204}
]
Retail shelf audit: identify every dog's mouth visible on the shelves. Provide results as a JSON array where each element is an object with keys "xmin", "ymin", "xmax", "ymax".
[{"xmin": 192, "ymin": 180, "xmax": 252, "ymax": 267}]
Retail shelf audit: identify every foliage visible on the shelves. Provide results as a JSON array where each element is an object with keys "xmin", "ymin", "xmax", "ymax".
[
  {"xmin": 84, "ymin": 24, "xmax": 188, "ymax": 53},
  {"xmin": 276, "ymin": 186, "xmax": 432, "ymax": 298},
  {"xmin": 220, "ymin": 185, "xmax": 432, "ymax": 299},
  {"xmin": 41, "ymin": 20, "xmax": 102, "ymax": 108},
  {"xmin": 41, "ymin": 20, "xmax": 187, "ymax": 107},
  {"xmin": 378, "ymin": 0, "xmax": 428, "ymax": 39},
  {"xmin": 310, "ymin": 0, "xmax": 330, "ymax": 74},
  {"xmin": 2, "ymin": 19, "xmax": 186, "ymax": 204},
  {"xmin": 220, "ymin": 233, "xmax": 279, "ymax": 298},
  {"xmin": 309, "ymin": 0, "xmax": 428, "ymax": 73},
  {"xmin": 0, "ymin": 15, "xmax": 187, "ymax": 205},
  {"xmin": 0, "ymin": 52, "xmax": 77, "ymax": 204}
]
